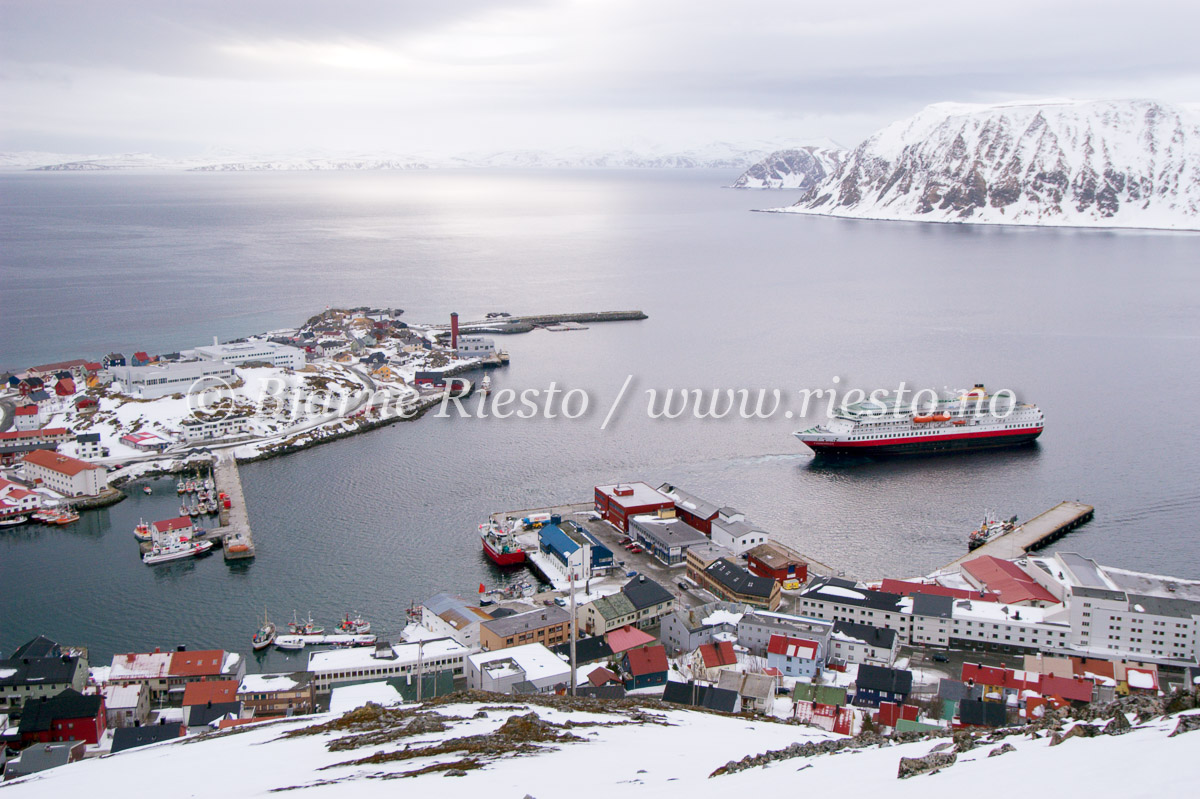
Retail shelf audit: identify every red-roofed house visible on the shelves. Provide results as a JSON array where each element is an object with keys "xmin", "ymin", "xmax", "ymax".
[
  {"xmin": 182, "ymin": 679, "xmax": 240, "ymax": 707},
  {"xmin": 606, "ymin": 624, "xmax": 657, "ymax": 654},
  {"xmin": 621, "ymin": 644, "xmax": 668, "ymax": 690},
  {"xmin": 152, "ymin": 516, "xmax": 195, "ymax": 535},
  {"xmin": 1040, "ymin": 675, "xmax": 1095, "ymax": 705},
  {"xmin": 1125, "ymin": 666, "xmax": 1159, "ymax": 694},
  {"xmin": 699, "ymin": 640, "xmax": 737, "ymax": 669},
  {"xmin": 587, "ymin": 666, "xmax": 621, "ymax": 687},
  {"xmin": 120, "ymin": 431, "xmax": 170, "ymax": 452},
  {"xmin": 131, "ymin": 352, "xmax": 152, "ymax": 366},
  {"xmin": 880, "ymin": 579, "xmax": 1000, "ymax": 602},
  {"xmin": 13, "ymin": 404, "xmax": 41, "ymax": 431},
  {"xmin": 961, "ymin": 556, "xmax": 1059, "ymax": 606},
  {"xmin": 22, "ymin": 449, "xmax": 108, "ymax": 496},
  {"xmin": 0, "ymin": 478, "xmax": 42, "ymax": 520},
  {"xmin": 169, "ymin": 650, "xmax": 231, "ymax": 680},
  {"xmin": 54, "ymin": 377, "xmax": 77, "ymax": 397},
  {"xmin": 767, "ymin": 634, "xmax": 824, "ymax": 679},
  {"xmin": 28, "ymin": 359, "xmax": 90, "ymax": 379},
  {"xmin": 693, "ymin": 640, "xmax": 739, "ymax": 681}
]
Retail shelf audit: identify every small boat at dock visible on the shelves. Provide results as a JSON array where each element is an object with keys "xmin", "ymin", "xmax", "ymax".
[
  {"xmin": 133, "ymin": 519, "xmax": 153, "ymax": 542},
  {"xmin": 968, "ymin": 511, "xmax": 1019, "ymax": 550},
  {"xmin": 480, "ymin": 374, "xmax": 492, "ymax": 395},
  {"xmin": 143, "ymin": 533, "xmax": 213, "ymax": 565},
  {"xmin": 143, "ymin": 485, "xmax": 153, "ymax": 495},
  {"xmin": 336, "ymin": 612, "xmax": 372, "ymax": 635},
  {"xmin": 288, "ymin": 611, "xmax": 325, "ymax": 637},
  {"xmin": 51, "ymin": 510, "xmax": 80, "ymax": 525},
  {"xmin": 252, "ymin": 610, "xmax": 277, "ymax": 651},
  {"xmin": 0, "ymin": 514, "xmax": 29, "ymax": 527}
]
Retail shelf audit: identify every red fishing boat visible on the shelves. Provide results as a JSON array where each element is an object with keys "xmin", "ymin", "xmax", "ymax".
[{"xmin": 479, "ymin": 521, "xmax": 525, "ymax": 566}]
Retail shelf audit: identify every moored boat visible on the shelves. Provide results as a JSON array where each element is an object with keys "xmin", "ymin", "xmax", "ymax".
[
  {"xmin": 52, "ymin": 510, "xmax": 80, "ymax": 525},
  {"xmin": 479, "ymin": 520, "xmax": 526, "ymax": 566},
  {"xmin": 336, "ymin": 612, "xmax": 372, "ymax": 635},
  {"xmin": 287, "ymin": 611, "xmax": 325, "ymax": 636},
  {"xmin": 252, "ymin": 610, "xmax": 277, "ymax": 651},
  {"xmin": 142, "ymin": 534, "xmax": 213, "ymax": 565},
  {"xmin": 0, "ymin": 514, "xmax": 29, "ymax": 527},
  {"xmin": 968, "ymin": 511, "xmax": 1019, "ymax": 550},
  {"xmin": 480, "ymin": 374, "xmax": 492, "ymax": 395},
  {"xmin": 133, "ymin": 519, "xmax": 153, "ymax": 542}
]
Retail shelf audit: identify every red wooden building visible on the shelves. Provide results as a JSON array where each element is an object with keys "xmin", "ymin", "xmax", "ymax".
[
  {"xmin": 594, "ymin": 482, "xmax": 675, "ymax": 533},
  {"xmin": 18, "ymin": 689, "xmax": 106, "ymax": 746},
  {"xmin": 657, "ymin": 483, "xmax": 720, "ymax": 534},
  {"xmin": 746, "ymin": 541, "xmax": 809, "ymax": 584}
]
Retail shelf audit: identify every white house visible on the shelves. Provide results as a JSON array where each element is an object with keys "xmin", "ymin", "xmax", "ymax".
[
  {"xmin": 465, "ymin": 644, "xmax": 570, "ymax": 694},
  {"xmin": 419, "ymin": 592, "xmax": 495, "ymax": 651},
  {"xmin": 192, "ymin": 340, "xmax": 306, "ymax": 370},
  {"xmin": 456, "ymin": 335, "xmax": 496, "ymax": 356},
  {"xmin": 103, "ymin": 683, "xmax": 150, "ymax": 728},
  {"xmin": 180, "ymin": 416, "xmax": 252, "ymax": 443},
  {"xmin": 306, "ymin": 639, "xmax": 467, "ymax": 693},
  {"xmin": 710, "ymin": 507, "xmax": 771, "ymax": 556},
  {"xmin": 22, "ymin": 449, "xmax": 108, "ymax": 497}
]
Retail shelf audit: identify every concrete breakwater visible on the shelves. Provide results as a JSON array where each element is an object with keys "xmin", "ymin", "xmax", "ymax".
[{"xmin": 435, "ymin": 310, "xmax": 648, "ymax": 334}]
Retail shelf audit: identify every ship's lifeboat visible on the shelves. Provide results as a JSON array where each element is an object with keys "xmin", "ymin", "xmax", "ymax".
[
  {"xmin": 913, "ymin": 415, "xmax": 934, "ymax": 423},
  {"xmin": 952, "ymin": 419, "xmax": 967, "ymax": 426},
  {"xmin": 933, "ymin": 413, "xmax": 951, "ymax": 422},
  {"xmin": 228, "ymin": 543, "xmax": 250, "ymax": 553}
]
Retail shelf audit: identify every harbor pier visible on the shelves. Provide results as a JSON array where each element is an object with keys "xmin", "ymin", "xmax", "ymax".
[
  {"xmin": 941, "ymin": 500, "xmax": 1094, "ymax": 572},
  {"xmin": 215, "ymin": 457, "xmax": 256, "ymax": 560}
]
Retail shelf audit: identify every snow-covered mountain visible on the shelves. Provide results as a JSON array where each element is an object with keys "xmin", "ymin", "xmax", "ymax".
[
  {"xmin": 191, "ymin": 157, "xmax": 432, "ymax": 171},
  {"xmin": 778, "ymin": 99, "xmax": 1200, "ymax": 230},
  {"xmin": 2, "ymin": 142, "xmax": 782, "ymax": 172},
  {"xmin": 731, "ymin": 144, "xmax": 847, "ymax": 190},
  {"xmin": 27, "ymin": 152, "xmax": 194, "ymax": 170}
]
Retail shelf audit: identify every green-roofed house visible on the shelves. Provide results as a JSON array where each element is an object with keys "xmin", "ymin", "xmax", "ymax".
[{"xmin": 581, "ymin": 593, "xmax": 638, "ymax": 636}]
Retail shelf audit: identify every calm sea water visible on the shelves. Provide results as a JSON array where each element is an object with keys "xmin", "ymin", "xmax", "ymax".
[{"xmin": 2, "ymin": 169, "xmax": 1199, "ymax": 663}]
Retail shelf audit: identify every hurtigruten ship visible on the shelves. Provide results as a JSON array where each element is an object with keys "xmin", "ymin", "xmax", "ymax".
[{"xmin": 793, "ymin": 384, "xmax": 1044, "ymax": 456}]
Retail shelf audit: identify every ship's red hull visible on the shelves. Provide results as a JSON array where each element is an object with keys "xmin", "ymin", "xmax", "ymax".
[
  {"xmin": 482, "ymin": 535, "xmax": 526, "ymax": 566},
  {"xmin": 802, "ymin": 426, "xmax": 1043, "ymax": 457}
]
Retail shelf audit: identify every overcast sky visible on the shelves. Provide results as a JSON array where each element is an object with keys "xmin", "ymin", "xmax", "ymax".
[{"xmin": 2, "ymin": 0, "xmax": 1198, "ymax": 157}]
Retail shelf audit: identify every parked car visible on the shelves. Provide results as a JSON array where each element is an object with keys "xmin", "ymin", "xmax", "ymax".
[
  {"xmin": 677, "ymin": 582, "xmax": 690, "ymax": 592},
  {"xmin": 629, "ymin": 546, "xmax": 643, "ymax": 554},
  {"xmin": 933, "ymin": 653, "xmax": 949, "ymax": 663},
  {"xmin": 619, "ymin": 537, "xmax": 632, "ymax": 546}
]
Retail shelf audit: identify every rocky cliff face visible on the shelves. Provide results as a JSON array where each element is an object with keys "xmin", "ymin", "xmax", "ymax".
[
  {"xmin": 732, "ymin": 146, "xmax": 847, "ymax": 190},
  {"xmin": 782, "ymin": 99, "xmax": 1200, "ymax": 229}
]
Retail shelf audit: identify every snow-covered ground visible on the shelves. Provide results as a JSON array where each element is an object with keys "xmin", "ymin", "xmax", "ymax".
[
  {"xmin": 776, "ymin": 98, "xmax": 1200, "ymax": 231},
  {"xmin": 3, "ymin": 695, "xmax": 1197, "ymax": 798}
]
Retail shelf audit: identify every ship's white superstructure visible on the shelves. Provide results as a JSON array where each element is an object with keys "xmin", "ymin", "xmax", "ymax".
[{"xmin": 794, "ymin": 384, "xmax": 1044, "ymax": 456}]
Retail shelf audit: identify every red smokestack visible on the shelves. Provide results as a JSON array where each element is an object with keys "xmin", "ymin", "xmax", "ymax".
[{"xmin": 450, "ymin": 312, "xmax": 459, "ymax": 350}]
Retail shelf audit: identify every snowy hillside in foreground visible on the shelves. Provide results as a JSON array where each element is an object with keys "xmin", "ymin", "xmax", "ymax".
[
  {"xmin": 731, "ymin": 144, "xmax": 847, "ymax": 190},
  {"xmin": 4, "ymin": 696, "xmax": 1198, "ymax": 798},
  {"xmin": 776, "ymin": 99, "xmax": 1200, "ymax": 230}
]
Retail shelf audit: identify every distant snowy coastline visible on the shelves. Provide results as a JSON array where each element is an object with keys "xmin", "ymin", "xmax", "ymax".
[{"xmin": 759, "ymin": 99, "xmax": 1200, "ymax": 232}]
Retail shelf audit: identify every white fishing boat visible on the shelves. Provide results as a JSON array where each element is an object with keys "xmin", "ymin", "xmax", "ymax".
[
  {"xmin": 133, "ymin": 519, "xmax": 153, "ymax": 542},
  {"xmin": 0, "ymin": 514, "xmax": 29, "ymax": 527},
  {"xmin": 252, "ymin": 610, "xmax": 277, "ymax": 651},
  {"xmin": 336, "ymin": 612, "xmax": 372, "ymax": 635},
  {"xmin": 142, "ymin": 531, "xmax": 213, "ymax": 565}
]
